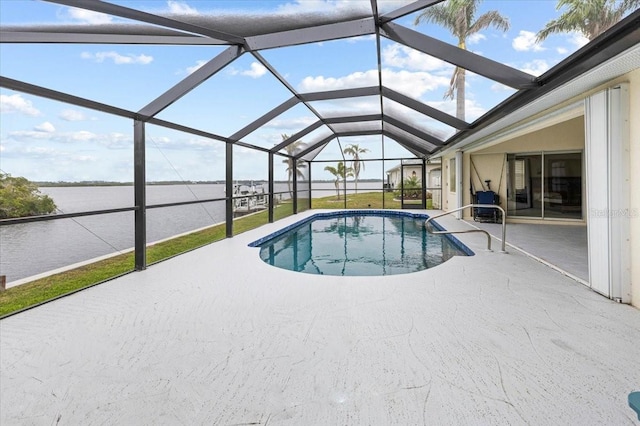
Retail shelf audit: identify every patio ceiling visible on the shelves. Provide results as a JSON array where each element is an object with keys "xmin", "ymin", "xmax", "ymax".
[{"xmin": 1, "ymin": 1, "xmax": 639, "ymax": 161}]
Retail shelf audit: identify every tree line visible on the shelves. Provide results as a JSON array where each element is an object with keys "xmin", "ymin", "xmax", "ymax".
[{"xmin": 0, "ymin": 172, "xmax": 57, "ymax": 219}]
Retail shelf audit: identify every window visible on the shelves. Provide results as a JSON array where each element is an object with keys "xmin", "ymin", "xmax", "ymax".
[{"xmin": 449, "ymin": 158, "xmax": 456, "ymax": 192}]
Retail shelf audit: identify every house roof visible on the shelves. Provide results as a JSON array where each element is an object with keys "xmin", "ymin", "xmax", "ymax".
[{"xmin": 1, "ymin": 2, "xmax": 639, "ymax": 162}]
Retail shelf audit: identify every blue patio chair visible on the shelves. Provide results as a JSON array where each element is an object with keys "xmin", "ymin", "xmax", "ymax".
[
  {"xmin": 473, "ymin": 190, "xmax": 501, "ymax": 223},
  {"xmin": 630, "ymin": 391, "xmax": 640, "ymax": 420}
]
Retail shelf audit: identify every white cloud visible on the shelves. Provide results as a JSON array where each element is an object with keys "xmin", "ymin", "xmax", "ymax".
[
  {"xmin": 0, "ymin": 141, "xmax": 97, "ymax": 165},
  {"xmin": 0, "ymin": 94, "xmax": 41, "ymax": 116},
  {"xmin": 468, "ymin": 33, "xmax": 486, "ymax": 45},
  {"xmin": 346, "ymin": 34, "xmax": 377, "ymax": 44},
  {"xmin": 227, "ymin": 62, "xmax": 268, "ymax": 78},
  {"xmin": 101, "ymin": 132, "xmax": 132, "ymax": 149},
  {"xmin": 67, "ymin": 8, "xmax": 113, "ymax": 25},
  {"xmin": 556, "ymin": 47, "xmax": 569, "ymax": 55},
  {"xmin": 70, "ymin": 154, "xmax": 97, "ymax": 162},
  {"xmin": 382, "ymin": 44, "xmax": 450, "ymax": 72},
  {"xmin": 299, "ymin": 67, "xmax": 449, "ymax": 101},
  {"xmin": 242, "ymin": 62, "xmax": 267, "ymax": 78},
  {"xmin": 7, "ymin": 128, "xmax": 133, "ymax": 149},
  {"xmin": 7, "ymin": 130, "xmax": 54, "ymax": 140},
  {"xmin": 81, "ymin": 51, "xmax": 153, "ymax": 65},
  {"xmin": 311, "ymin": 97, "xmax": 381, "ymax": 117},
  {"xmin": 149, "ymin": 135, "xmax": 224, "ymax": 151},
  {"xmin": 491, "ymin": 82, "xmax": 516, "ymax": 93},
  {"xmin": 186, "ymin": 60, "xmax": 207, "ymax": 74},
  {"xmin": 59, "ymin": 109, "xmax": 88, "ymax": 121},
  {"xmin": 299, "ymin": 69, "xmax": 378, "ymax": 91},
  {"xmin": 519, "ymin": 59, "xmax": 550, "ymax": 76},
  {"xmin": 382, "ymin": 69, "xmax": 450, "ymax": 98},
  {"xmin": 35, "ymin": 122, "xmax": 56, "ymax": 133},
  {"xmin": 512, "ymin": 30, "xmax": 545, "ymax": 52},
  {"xmin": 568, "ymin": 32, "xmax": 589, "ymax": 49},
  {"xmin": 264, "ymin": 116, "xmax": 317, "ymax": 130},
  {"xmin": 23, "ymin": 146, "xmax": 58, "ymax": 158},
  {"xmin": 71, "ymin": 131, "xmax": 96, "ymax": 142},
  {"xmin": 167, "ymin": 1, "xmax": 199, "ymax": 15},
  {"xmin": 276, "ymin": 1, "xmax": 370, "ymax": 15},
  {"xmin": 427, "ymin": 99, "xmax": 487, "ymax": 123}
]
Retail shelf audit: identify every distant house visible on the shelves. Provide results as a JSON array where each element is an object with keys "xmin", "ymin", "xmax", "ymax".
[
  {"xmin": 386, "ymin": 159, "xmax": 441, "ymax": 190},
  {"xmin": 386, "ymin": 159, "xmax": 442, "ymax": 208}
]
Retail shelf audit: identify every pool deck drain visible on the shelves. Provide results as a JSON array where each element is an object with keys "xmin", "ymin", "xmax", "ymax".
[{"xmin": 1, "ymin": 210, "xmax": 639, "ymax": 425}]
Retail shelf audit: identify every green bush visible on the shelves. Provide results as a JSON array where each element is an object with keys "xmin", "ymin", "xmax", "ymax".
[
  {"xmin": 394, "ymin": 175, "xmax": 422, "ymax": 199},
  {"xmin": 0, "ymin": 172, "xmax": 56, "ymax": 218}
]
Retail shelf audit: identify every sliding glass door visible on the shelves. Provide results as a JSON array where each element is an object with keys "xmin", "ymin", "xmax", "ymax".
[{"xmin": 507, "ymin": 152, "xmax": 582, "ymax": 220}]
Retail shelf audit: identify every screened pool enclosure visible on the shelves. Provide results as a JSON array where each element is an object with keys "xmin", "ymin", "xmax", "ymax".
[{"xmin": 1, "ymin": 1, "xmax": 638, "ymax": 277}]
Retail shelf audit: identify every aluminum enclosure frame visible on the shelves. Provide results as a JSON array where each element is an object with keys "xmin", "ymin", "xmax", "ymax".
[{"xmin": 1, "ymin": 1, "xmax": 638, "ymax": 273}]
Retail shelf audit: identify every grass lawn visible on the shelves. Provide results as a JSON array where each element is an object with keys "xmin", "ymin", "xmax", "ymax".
[
  {"xmin": 312, "ymin": 191, "xmax": 400, "ymax": 209},
  {"xmin": 0, "ymin": 192, "xmax": 405, "ymax": 317}
]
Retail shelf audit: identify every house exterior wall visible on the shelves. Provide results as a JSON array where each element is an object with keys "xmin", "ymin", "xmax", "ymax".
[
  {"xmin": 436, "ymin": 69, "xmax": 639, "ymax": 308},
  {"xmin": 387, "ymin": 165, "xmax": 422, "ymax": 188},
  {"xmin": 628, "ymin": 68, "xmax": 640, "ymax": 308},
  {"xmin": 461, "ymin": 117, "xmax": 585, "ymax": 221},
  {"xmin": 441, "ymin": 153, "xmax": 455, "ymax": 211},
  {"xmin": 387, "ymin": 163, "xmax": 441, "ymax": 188}
]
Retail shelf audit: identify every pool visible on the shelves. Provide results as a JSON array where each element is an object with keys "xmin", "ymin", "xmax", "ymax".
[{"xmin": 249, "ymin": 210, "xmax": 473, "ymax": 276}]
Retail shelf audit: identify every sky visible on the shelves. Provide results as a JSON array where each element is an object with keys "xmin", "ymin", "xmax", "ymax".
[{"xmin": 0, "ymin": 0, "xmax": 601, "ymax": 183}]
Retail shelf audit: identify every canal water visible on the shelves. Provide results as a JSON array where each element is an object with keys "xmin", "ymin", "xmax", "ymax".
[{"xmin": 0, "ymin": 182, "xmax": 383, "ymax": 282}]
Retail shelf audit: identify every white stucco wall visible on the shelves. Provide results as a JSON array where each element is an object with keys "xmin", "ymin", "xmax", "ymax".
[
  {"xmin": 463, "ymin": 117, "xmax": 586, "ymax": 221},
  {"xmin": 628, "ymin": 69, "xmax": 640, "ymax": 309},
  {"xmin": 436, "ymin": 69, "xmax": 639, "ymax": 308}
]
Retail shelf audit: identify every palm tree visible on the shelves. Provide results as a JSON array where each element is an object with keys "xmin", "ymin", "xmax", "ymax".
[
  {"xmin": 324, "ymin": 162, "xmax": 354, "ymax": 200},
  {"xmin": 536, "ymin": 0, "xmax": 640, "ymax": 42},
  {"xmin": 414, "ymin": 0, "xmax": 510, "ymax": 121},
  {"xmin": 342, "ymin": 144, "xmax": 369, "ymax": 194},
  {"xmin": 280, "ymin": 134, "xmax": 306, "ymax": 198}
]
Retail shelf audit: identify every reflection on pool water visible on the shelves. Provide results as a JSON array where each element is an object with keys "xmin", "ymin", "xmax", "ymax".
[{"xmin": 249, "ymin": 211, "xmax": 473, "ymax": 276}]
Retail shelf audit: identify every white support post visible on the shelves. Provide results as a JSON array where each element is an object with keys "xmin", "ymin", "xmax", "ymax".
[
  {"xmin": 585, "ymin": 84, "xmax": 631, "ymax": 302},
  {"xmin": 455, "ymin": 151, "xmax": 463, "ymax": 219}
]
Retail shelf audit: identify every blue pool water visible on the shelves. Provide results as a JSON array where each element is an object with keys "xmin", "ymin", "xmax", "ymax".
[{"xmin": 249, "ymin": 211, "xmax": 473, "ymax": 276}]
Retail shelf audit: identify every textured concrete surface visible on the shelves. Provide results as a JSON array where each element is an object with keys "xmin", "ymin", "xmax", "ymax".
[
  {"xmin": 465, "ymin": 220, "xmax": 588, "ymax": 282},
  {"xmin": 1, "ymin": 211, "xmax": 639, "ymax": 425}
]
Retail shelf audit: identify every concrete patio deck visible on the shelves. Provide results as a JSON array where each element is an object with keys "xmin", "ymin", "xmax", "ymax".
[
  {"xmin": 464, "ymin": 219, "xmax": 588, "ymax": 282},
  {"xmin": 1, "ymin": 210, "xmax": 639, "ymax": 425}
]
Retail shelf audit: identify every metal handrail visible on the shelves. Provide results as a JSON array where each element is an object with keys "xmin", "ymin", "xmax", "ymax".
[{"xmin": 425, "ymin": 204, "xmax": 507, "ymax": 252}]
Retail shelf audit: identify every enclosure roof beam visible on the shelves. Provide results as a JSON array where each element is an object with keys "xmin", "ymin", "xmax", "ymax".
[
  {"xmin": 230, "ymin": 96, "xmax": 300, "ymax": 141},
  {"xmin": 271, "ymin": 114, "xmax": 383, "ymax": 154},
  {"xmin": 380, "ymin": 22, "xmax": 538, "ymax": 89},
  {"xmin": 383, "ymin": 115, "xmax": 444, "ymax": 146},
  {"xmin": 271, "ymin": 121, "xmax": 325, "ymax": 153},
  {"xmin": 246, "ymin": 18, "xmax": 376, "ymax": 51},
  {"xmin": 381, "ymin": 87, "xmax": 469, "ymax": 130},
  {"xmin": 299, "ymin": 86, "xmax": 380, "ymax": 102},
  {"xmin": 438, "ymin": 9, "xmax": 640, "ymax": 151},
  {"xmin": 249, "ymin": 51, "xmax": 331, "ymax": 140},
  {"xmin": 325, "ymin": 114, "xmax": 382, "ymax": 124},
  {"xmin": 0, "ymin": 31, "xmax": 220, "ymax": 45},
  {"xmin": 378, "ymin": 0, "xmax": 445, "ymax": 24},
  {"xmin": 382, "ymin": 129, "xmax": 432, "ymax": 157},
  {"xmin": 147, "ymin": 118, "xmax": 228, "ymax": 144},
  {"xmin": 294, "ymin": 135, "xmax": 336, "ymax": 159},
  {"xmin": 138, "ymin": 45, "xmax": 243, "ymax": 120},
  {"xmin": 336, "ymin": 129, "xmax": 381, "ymax": 138},
  {"xmin": 44, "ymin": 0, "xmax": 245, "ymax": 44},
  {"xmin": 0, "ymin": 76, "xmax": 137, "ymax": 120},
  {"xmin": 369, "ymin": 0, "xmax": 378, "ymax": 19}
]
